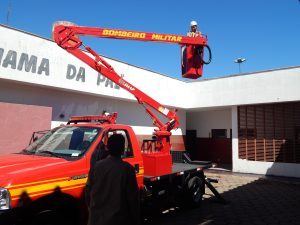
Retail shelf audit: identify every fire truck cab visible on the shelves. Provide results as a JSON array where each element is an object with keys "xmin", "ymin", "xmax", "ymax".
[{"xmin": 0, "ymin": 114, "xmax": 211, "ymax": 225}]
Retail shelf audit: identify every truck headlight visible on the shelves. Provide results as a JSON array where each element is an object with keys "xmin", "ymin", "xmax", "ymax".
[{"xmin": 0, "ymin": 188, "xmax": 11, "ymax": 210}]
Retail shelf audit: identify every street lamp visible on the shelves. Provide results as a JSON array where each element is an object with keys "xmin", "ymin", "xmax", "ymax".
[{"xmin": 234, "ymin": 58, "xmax": 246, "ymax": 73}]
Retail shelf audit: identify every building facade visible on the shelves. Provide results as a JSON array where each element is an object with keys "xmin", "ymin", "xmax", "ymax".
[{"xmin": 1, "ymin": 25, "xmax": 300, "ymax": 177}]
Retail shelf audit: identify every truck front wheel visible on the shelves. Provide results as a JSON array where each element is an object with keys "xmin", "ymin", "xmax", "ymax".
[
  {"xmin": 26, "ymin": 193, "xmax": 81, "ymax": 225},
  {"xmin": 30, "ymin": 209, "xmax": 62, "ymax": 225}
]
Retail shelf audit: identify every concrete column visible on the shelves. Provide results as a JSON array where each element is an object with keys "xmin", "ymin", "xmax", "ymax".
[{"xmin": 231, "ymin": 106, "xmax": 239, "ymax": 171}]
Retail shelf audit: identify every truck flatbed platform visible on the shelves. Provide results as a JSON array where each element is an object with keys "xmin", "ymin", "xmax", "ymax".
[
  {"xmin": 173, "ymin": 162, "xmax": 212, "ymax": 173},
  {"xmin": 144, "ymin": 161, "xmax": 212, "ymax": 181}
]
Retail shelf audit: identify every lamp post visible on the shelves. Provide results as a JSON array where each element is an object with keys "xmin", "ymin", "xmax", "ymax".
[
  {"xmin": 234, "ymin": 58, "xmax": 246, "ymax": 73},
  {"xmin": 6, "ymin": 0, "xmax": 12, "ymax": 25}
]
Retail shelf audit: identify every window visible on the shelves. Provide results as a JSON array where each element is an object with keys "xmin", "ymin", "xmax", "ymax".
[
  {"xmin": 211, "ymin": 129, "xmax": 227, "ymax": 139},
  {"xmin": 238, "ymin": 102, "xmax": 300, "ymax": 163},
  {"xmin": 238, "ymin": 128, "xmax": 256, "ymax": 139},
  {"xmin": 107, "ymin": 130, "xmax": 133, "ymax": 158},
  {"xmin": 24, "ymin": 126, "xmax": 101, "ymax": 158}
]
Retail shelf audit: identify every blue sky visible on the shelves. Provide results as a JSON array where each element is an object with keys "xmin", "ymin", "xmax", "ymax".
[{"xmin": 0, "ymin": 0, "xmax": 299, "ymax": 80}]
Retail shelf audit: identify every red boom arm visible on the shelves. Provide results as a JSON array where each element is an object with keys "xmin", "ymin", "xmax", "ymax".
[
  {"xmin": 54, "ymin": 25, "xmax": 208, "ymax": 46},
  {"xmin": 53, "ymin": 24, "xmax": 208, "ymax": 157}
]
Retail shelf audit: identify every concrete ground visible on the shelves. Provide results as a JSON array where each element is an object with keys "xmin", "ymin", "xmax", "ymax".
[{"xmin": 145, "ymin": 170, "xmax": 300, "ymax": 225}]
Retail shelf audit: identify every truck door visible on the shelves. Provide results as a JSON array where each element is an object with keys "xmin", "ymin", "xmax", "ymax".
[{"xmin": 104, "ymin": 129, "xmax": 144, "ymax": 187}]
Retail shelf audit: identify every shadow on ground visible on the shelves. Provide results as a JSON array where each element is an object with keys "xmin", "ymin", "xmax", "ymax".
[{"xmin": 144, "ymin": 170, "xmax": 300, "ymax": 225}]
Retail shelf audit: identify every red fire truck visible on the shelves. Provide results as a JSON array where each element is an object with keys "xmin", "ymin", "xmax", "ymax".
[{"xmin": 0, "ymin": 23, "xmax": 213, "ymax": 225}]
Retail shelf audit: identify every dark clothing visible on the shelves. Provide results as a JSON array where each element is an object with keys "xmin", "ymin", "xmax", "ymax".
[
  {"xmin": 86, "ymin": 156, "xmax": 140, "ymax": 225},
  {"xmin": 90, "ymin": 142, "xmax": 109, "ymax": 170}
]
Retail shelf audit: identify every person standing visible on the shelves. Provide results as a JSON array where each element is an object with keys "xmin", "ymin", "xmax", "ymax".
[
  {"xmin": 187, "ymin": 20, "xmax": 202, "ymax": 37},
  {"xmin": 86, "ymin": 134, "xmax": 140, "ymax": 225}
]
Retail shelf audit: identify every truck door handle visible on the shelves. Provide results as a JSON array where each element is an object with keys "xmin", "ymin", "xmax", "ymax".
[{"xmin": 134, "ymin": 164, "xmax": 139, "ymax": 174}]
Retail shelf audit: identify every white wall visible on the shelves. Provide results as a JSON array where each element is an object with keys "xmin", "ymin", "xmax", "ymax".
[
  {"xmin": 186, "ymin": 108, "xmax": 232, "ymax": 138},
  {"xmin": 233, "ymin": 160, "xmax": 300, "ymax": 178},
  {"xmin": 0, "ymin": 79, "xmax": 185, "ymax": 136},
  {"xmin": 186, "ymin": 67, "xmax": 300, "ymax": 109},
  {"xmin": 0, "ymin": 25, "xmax": 186, "ymax": 109},
  {"xmin": 0, "ymin": 25, "xmax": 186, "ymax": 136},
  {"xmin": 232, "ymin": 106, "xmax": 239, "ymax": 166}
]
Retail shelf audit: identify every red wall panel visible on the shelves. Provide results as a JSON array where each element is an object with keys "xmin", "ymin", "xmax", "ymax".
[{"xmin": 0, "ymin": 102, "xmax": 52, "ymax": 154}]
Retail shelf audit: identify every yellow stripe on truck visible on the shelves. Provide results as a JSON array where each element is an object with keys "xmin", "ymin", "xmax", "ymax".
[
  {"xmin": 7, "ymin": 177, "xmax": 69, "ymax": 189},
  {"xmin": 9, "ymin": 166, "xmax": 145, "ymax": 201},
  {"xmin": 9, "ymin": 177, "xmax": 88, "ymax": 199}
]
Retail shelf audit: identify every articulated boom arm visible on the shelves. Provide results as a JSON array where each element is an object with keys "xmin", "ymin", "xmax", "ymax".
[
  {"xmin": 54, "ymin": 25, "xmax": 208, "ymax": 47},
  {"xmin": 53, "ymin": 24, "xmax": 195, "ymax": 140}
]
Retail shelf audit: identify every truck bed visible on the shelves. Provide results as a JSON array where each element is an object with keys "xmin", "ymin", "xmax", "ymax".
[
  {"xmin": 173, "ymin": 162, "xmax": 211, "ymax": 174},
  {"xmin": 144, "ymin": 161, "xmax": 212, "ymax": 181}
]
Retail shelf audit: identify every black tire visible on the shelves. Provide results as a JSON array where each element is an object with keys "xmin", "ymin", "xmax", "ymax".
[
  {"xmin": 27, "ymin": 194, "xmax": 81, "ymax": 225},
  {"xmin": 30, "ymin": 209, "xmax": 63, "ymax": 225},
  {"xmin": 185, "ymin": 176, "xmax": 204, "ymax": 207}
]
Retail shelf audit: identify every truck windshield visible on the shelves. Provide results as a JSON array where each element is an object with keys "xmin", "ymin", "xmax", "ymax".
[{"xmin": 24, "ymin": 126, "xmax": 101, "ymax": 158}]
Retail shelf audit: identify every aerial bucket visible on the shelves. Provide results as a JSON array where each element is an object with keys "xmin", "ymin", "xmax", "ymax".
[{"xmin": 181, "ymin": 45, "xmax": 211, "ymax": 79}]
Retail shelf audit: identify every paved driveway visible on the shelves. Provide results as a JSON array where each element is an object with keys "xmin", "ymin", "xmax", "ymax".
[{"xmin": 145, "ymin": 170, "xmax": 300, "ymax": 225}]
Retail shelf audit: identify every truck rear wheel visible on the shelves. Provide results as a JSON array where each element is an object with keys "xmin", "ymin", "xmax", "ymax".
[{"xmin": 185, "ymin": 176, "xmax": 204, "ymax": 207}]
